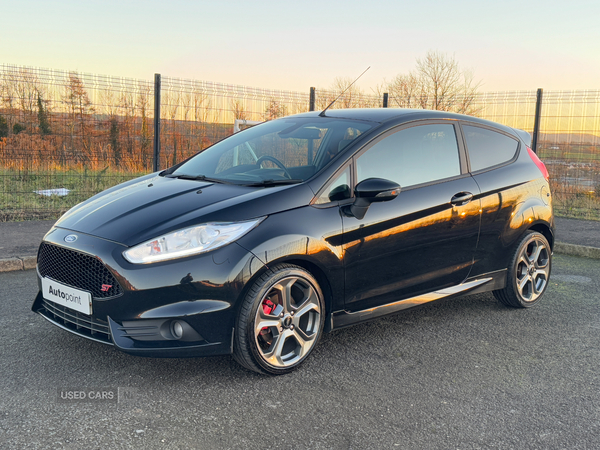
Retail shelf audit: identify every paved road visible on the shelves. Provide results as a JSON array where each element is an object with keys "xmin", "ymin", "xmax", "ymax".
[{"xmin": 1, "ymin": 254, "xmax": 599, "ymax": 449}]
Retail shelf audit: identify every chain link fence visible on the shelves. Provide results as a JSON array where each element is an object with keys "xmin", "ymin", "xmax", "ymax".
[{"xmin": 1, "ymin": 64, "xmax": 599, "ymax": 220}]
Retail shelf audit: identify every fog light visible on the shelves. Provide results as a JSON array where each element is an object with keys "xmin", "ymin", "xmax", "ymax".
[{"xmin": 171, "ymin": 321, "xmax": 184, "ymax": 339}]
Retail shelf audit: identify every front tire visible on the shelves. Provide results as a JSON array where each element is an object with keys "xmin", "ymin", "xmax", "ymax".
[
  {"xmin": 233, "ymin": 264, "xmax": 325, "ymax": 375},
  {"xmin": 494, "ymin": 231, "xmax": 551, "ymax": 308}
]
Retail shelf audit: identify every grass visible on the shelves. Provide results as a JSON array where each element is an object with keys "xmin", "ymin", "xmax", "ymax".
[
  {"xmin": 0, "ymin": 168, "xmax": 145, "ymax": 221},
  {"xmin": 541, "ymin": 152, "xmax": 599, "ymax": 162},
  {"xmin": 553, "ymin": 194, "xmax": 600, "ymax": 221},
  {"xmin": 550, "ymin": 176, "xmax": 600, "ymax": 220}
]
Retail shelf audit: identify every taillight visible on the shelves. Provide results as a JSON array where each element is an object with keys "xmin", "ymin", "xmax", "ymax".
[{"xmin": 527, "ymin": 147, "xmax": 549, "ymax": 181}]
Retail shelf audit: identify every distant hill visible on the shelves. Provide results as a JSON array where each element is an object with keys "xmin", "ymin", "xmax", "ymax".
[{"xmin": 539, "ymin": 133, "xmax": 600, "ymax": 145}]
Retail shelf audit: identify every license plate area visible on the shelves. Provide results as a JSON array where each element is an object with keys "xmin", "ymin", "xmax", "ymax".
[{"xmin": 42, "ymin": 277, "xmax": 92, "ymax": 315}]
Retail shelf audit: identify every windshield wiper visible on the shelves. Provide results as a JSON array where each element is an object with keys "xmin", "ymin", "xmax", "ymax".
[
  {"xmin": 166, "ymin": 174, "xmax": 230, "ymax": 184},
  {"xmin": 244, "ymin": 179, "xmax": 302, "ymax": 187}
]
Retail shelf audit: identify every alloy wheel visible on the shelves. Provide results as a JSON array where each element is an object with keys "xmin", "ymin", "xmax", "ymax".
[
  {"xmin": 515, "ymin": 237, "xmax": 550, "ymax": 302},
  {"xmin": 253, "ymin": 276, "xmax": 321, "ymax": 368}
]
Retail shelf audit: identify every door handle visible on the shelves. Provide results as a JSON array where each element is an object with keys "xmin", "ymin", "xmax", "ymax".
[{"xmin": 451, "ymin": 192, "xmax": 473, "ymax": 206}]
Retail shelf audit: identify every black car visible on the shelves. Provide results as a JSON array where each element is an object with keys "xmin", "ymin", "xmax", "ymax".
[{"xmin": 32, "ymin": 108, "xmax": 554, "ymax": 375}]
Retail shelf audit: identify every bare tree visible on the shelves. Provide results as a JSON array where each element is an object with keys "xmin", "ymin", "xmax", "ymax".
[
  {"xmin": 369, "ymin": 83, "xmax": 388, "ymax": 108},
  {"xmin": 62, "ymin": 73, "xmax": 95, "ymax": 158},
  {"xmin": 388, "ymin": 51, "xmax": 481, "ymax": 115},
  {"xmin": 193, "ymin": 89, "xmax": 211, "ymax": 150},
  {"xmin": 230, "ymin": 100, "xmax": 247, "ymax": 120},
  {"xmin": 0, "ymin": 70, "xmax": 18, "ymax": 134},
  {"xmin": 287, "ymin": 101, "xmax": 309, "ymax": 116},
  {"xmin": 137, "ymin": 85, "xmax": 152, "ymax": 167},
  {"xmin": 330, "ymin": 77, "xmax": 363, "ymax": 109},
  {"xmin": 264, "ymin": 99, "xmax": 287, "ymax": 120},
  {"xmin": 15, "ymin": 68, "xmax": 41, "ymax": 130},
  {"xmin": 316, "ymin": 76, "xmax": 380, "ymax": 111},
  {"xmin": 1, "ymin": 68, "xmax": 45, "ymax": 134},
  {"xmin": 453, "ymin": 68, "xmax": 481, "ymax": 115},
  {"xmin": 99, "ymin": 88, "xmax": 120, "ymax": 165},
  {"xmin": 118, "ymin": 90, "xmax": 138, "ymax": 168},
  {"xmin": 387, "ymin": 73, "xmax": 424, "ymax": 109},
  {"xmin": 161, "ymin": 90, "xmax": 181, "ymax": 167}
]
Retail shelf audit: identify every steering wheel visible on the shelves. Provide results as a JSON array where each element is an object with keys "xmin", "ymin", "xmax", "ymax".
[{"xmin": 256, "ymin": 155, "xmax": 292, "ymax": 179}]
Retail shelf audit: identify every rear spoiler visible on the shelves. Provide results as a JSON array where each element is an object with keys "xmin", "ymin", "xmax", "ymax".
[{"xmin": 512, "ymin": 128, "xmax": 532, "ymax": 147}]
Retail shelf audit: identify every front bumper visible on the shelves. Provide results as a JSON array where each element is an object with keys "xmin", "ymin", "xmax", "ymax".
[
  {"xmin": 31, "ymin": 226, "xmax": 266, "ymax": 358},
  {"xmin": 32, "ymin": 293, "xmax": 235, "ymax": 357}
]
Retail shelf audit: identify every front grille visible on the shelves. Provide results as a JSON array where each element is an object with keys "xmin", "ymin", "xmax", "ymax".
[
  {"xmin": 38, "ymin": 242, "xmax": 123, "ymax": 299},
  {"xmin": 41, "ymin": 298, "xmax": 112, "ymax": 344}
]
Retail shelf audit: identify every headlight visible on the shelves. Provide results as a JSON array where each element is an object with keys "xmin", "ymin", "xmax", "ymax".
[{"xmin": 123, "ymin": 219, "xmax": 264, "ymax": 264}]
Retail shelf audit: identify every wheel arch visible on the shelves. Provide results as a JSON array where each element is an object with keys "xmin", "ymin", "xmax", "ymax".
[
  {"xmin": 528, "ymin": 222, "xmax": 554, "ymax": 251},
  {"xmin": 277, "ymin": 258, "xmax": 334, "ymax": 332},
  {"xmin": 237, "ymin": 255, "xmax": 335, "ymax": 332}
]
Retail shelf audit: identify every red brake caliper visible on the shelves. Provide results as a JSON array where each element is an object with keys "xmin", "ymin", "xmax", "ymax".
[{"xmin": 260, "ymin": 299, "xmax": 276, "ymax": 336}]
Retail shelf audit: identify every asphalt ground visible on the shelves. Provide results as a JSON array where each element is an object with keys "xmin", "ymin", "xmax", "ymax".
[
  {"xmin": 0, "ymin": 219, "xmax": 55, "ymax": 259},
  {"xmin": 554, "ymin": 217, "xmax": 600, "ymax": 249},
  {"xmin": 1, "ymin": 253, "xmax": 598, "ymax": 449}
]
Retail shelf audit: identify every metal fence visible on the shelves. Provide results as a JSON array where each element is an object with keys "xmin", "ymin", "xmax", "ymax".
[
  {"xmin": 1, "ymin": 64, "xmax": 599, "ymax": 221},
  {"xmin": 0, "ymin": 65, "xmax": 311, "ymax": 220},
  {"xmin": 157, "ymin": 76, "xmax": 310, "ymax": 170},
  {"xmin": 537, "ymin": 91, "xmax": 600, "ymax": 219},
  {"xmin": 466, "ymin": 90, "xmax": 600, "ymax": 219},
  {"xmin": 1, "ymin": 66, "xmax": 155, "ymax": 220}
]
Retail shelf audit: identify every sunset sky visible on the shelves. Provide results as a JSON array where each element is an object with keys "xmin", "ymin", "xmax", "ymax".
[{"xmin": 2, "ymin": 0, "xmax": 598, "ymax": 93}]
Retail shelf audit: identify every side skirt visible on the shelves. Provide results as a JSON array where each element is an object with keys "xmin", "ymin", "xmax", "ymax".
[{"xmin": 331, "ymin": 269, "xmax": 506, "ymax": 330}]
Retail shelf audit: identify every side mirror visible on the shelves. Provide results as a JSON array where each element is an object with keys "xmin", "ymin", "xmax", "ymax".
[
  {"xmin": 350, "ymin": 178, "xmax": 400, "ymax": 219},
  {"xmin": 328, "ymin": 184, "xmax": 351, "ymax": 202}
]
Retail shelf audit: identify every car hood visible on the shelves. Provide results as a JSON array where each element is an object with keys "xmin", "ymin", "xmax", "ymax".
[{"xmin": 54, "ymin": 174, "xmax": 313, "ymax": 246}]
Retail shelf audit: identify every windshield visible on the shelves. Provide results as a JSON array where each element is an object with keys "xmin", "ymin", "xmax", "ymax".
[{"xmin": 168, "ymin": 117, "xmax": 374, "ymax": 185}]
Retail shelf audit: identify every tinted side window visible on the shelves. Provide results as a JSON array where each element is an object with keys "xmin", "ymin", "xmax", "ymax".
[
  {"xmin": 356, "ymin": 124, "xmax": 461, "ymax": 187},
  {"xmin": 463, "ymin": 125, "xmax": 519, "ymax": 171}
]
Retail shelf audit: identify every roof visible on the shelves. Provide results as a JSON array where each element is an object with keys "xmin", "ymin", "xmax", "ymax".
[
  {"xmin": 289, "ymin": 108, "xmax": 416, "ymax": 122},
  {"xmin": 288, "ymin": 108, "xmax": 521, "ymax": 137}
]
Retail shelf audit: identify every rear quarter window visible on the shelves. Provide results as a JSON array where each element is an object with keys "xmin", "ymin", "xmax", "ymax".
[{"xmin": 463, "ymin": 125, "xmax": 519, "ymax": 172}]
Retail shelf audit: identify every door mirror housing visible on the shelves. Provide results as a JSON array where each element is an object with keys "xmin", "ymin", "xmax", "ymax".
[{"xmin": 350, "ymin": 178, "xmax": 401, "ymax": 219}]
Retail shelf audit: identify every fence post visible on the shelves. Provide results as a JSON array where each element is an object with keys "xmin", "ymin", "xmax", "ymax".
[
  {"xmin": 383, "ymin": 93, "xmax": 388, "ymax": 108},
  {"xmin": 309, "ymin": 87, "xmax": 316, "ymax": 112},
  {"xmin": 153, "ymin": 73, "xmax": 161, "ymax": 172},
  {"xmin": 532, "ymin": 88, "xmax": 543, "ymax": 153}
]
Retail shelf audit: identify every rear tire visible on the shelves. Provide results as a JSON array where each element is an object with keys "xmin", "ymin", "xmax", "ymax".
[
  {"xmin": 494, "ymin": 231, "xmax": 551, "ymax": 308},
  {"xmin": 233, "ymin": 264, "xmax": 325, "ymax": 375}
]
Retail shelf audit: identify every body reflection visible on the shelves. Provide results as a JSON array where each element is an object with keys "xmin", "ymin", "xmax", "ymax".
[{"xmin": 342, "ymin": 176, "xmax": 482, "ymax": 311}]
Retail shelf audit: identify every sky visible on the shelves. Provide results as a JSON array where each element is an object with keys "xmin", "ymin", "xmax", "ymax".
[{"xmin": 2, "ymin": 0, "xmax": 599, "ymax": 94}]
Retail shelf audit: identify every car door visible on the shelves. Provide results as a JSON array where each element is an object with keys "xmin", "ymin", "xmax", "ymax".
[{"xmin": 341, "ymin": 121, "xmax": 482, "ymax": 312}]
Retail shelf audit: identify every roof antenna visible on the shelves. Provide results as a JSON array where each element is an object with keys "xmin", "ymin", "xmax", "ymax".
[{"xmin": 319, "ymin": 66, "xmax": 370, "ymax": 117}]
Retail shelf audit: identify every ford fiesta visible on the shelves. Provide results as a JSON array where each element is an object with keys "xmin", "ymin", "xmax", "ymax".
[{"xmin": 32, "ymin": 108, "xmax": 554, "ymax": 375}]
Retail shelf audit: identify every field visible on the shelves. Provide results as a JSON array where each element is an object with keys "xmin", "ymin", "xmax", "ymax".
[
  {"xmin": 538, "ymin": 144, "xmax": 600, "ymax": 163},
  {"xmin": 551, "ymin": 186, "xmax": 600, "ymax": 220},
  {"xmin": 0, "ymin": 168, "xmax": 143, "ymax": 221}
]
